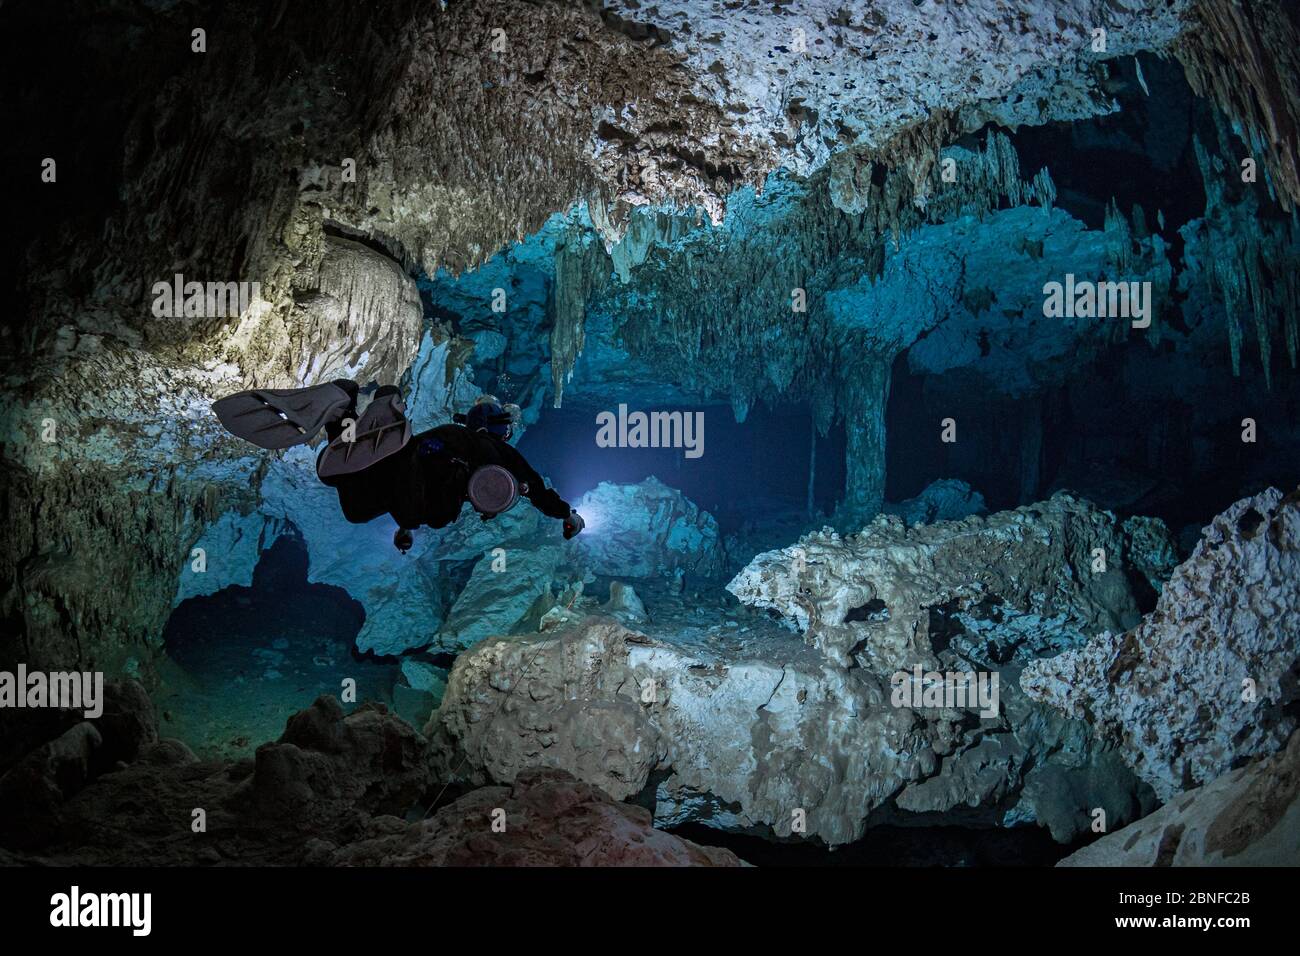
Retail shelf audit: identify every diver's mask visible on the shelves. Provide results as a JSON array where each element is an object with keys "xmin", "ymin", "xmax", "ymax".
[{"xmin": 467, "ymin": 464, "xmax": 522, "ymax": 517}]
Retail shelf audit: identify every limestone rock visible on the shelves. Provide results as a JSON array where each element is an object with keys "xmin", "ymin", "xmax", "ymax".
[
  {"xmin": 570, "ymin": 477, "xmax": 725, "ymax": 579},
  {"xmin": 4, "ymin": 696, "xmax": 430, "ymax": 865},
  {"xmin": 429, "ymin": 615, "xmax": 1149, "ymax": 846},
  {"xmin": 400, "ymin": 660, "xmax": 448, "ymax": 698},
  {"xmin": 1022, "ymin": 488, "xmax": 1300, "ymax": 800},
  {"xmin": 603, "ymin": 581, "xmax": 649, "ymax": 622},
  {"xmin": 883, "ymin": 479, "xmax": 986, "ymax": 526},
  {"xmin": 1059, "ymin": 730, "xmax": 1300, "ymax": 867},
  {"xmin": 433, "ymin": 544, "xmax": 568, "ymax": 654},
  {"xmin": 428, "ymin": 621, "xmax": 668, "ymax": 801},
  {"xmin": 287, "ymin": 235, "xmax": 422, "ymax": 388},
  {"xmin": 0, "ymin": 722, "xmax": 103, "ymax": 849},
  {"xmin": 318, "ymin": 767, "xmax": 744, "ymax": 867},
  {"xmin": 727, "ymin": 492, "xmax": 1170, "ymax": 671},
  {"xmin": 248, "ymin": 696, "xmax": 432, "ymax": 821},
  {"xmin": 0, "ymin": 679, "xmax": 160, "ymax": 849}
]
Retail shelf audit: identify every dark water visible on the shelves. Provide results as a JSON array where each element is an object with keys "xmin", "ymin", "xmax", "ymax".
[{"xmin": 670, "ymin": 821, "xmax": 1084, "ymax": 867}]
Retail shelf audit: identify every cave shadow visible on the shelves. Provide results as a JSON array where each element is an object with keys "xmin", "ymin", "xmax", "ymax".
[{"xmin": 157, "ymin": 531, "xmax": 400, "ymax": 758}]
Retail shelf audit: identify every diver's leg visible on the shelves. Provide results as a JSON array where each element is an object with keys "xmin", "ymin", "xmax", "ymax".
[{"xmin": 330, "ymin": 472, "xmax": 392, "ymax": 524}]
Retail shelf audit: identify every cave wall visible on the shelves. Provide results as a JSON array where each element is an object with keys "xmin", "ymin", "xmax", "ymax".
[{"xmin": 4, "ymin": 0, "xmax": 1299, "ymax": 679}]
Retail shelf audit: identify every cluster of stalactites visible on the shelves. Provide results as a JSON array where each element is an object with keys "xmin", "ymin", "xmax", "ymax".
[
  {"xmin": 1192, "ymin": 134, "xmax": 1300, "ymax": 389},
  {"xmin": 1175, "ymin": 0, "xmax": 1300, "ymax": 213},
  {"xmin": 606, "ymin": 180, "xmax": 874, "ymax": 432},
  {"xmin": 927, "ymin": 129, "xmax": 1057, "ymax": 222},
  {"xmin": 1098, "ymin": 199, "xmax": 1176, "ymax": 349},
  {"xmin": 576, "ymin": 123, "xmax": 1062, "ymax": 426},
  {"xmin": 549, "ymin": 223, "xmax": 611, "ymax": 407},
  {"xmin": 826, "ymin": 120, "xmax": 1057, "ymax": 246}
]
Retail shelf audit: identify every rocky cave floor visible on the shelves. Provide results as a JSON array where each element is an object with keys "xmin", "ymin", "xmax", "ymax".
[
  {"xmin": 4, "ymin": 481, "xmax": 1298, "ymax": 867},
  {"xmin": 5, "ymin": 0, "xmax": 1300, "ymax": 869}
]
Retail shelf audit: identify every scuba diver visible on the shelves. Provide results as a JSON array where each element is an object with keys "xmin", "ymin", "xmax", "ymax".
[{"xmin": 213, "ymin": 379, "xmax": 585, "ymax": 552}]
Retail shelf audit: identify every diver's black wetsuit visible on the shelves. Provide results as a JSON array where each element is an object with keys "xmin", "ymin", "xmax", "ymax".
[{"xmin": 319, "ymin": 420, "xmax": 572, "ymax": 530}]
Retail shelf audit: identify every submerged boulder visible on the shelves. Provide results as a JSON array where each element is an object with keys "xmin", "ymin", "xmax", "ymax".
[
  {"xmin": 603, "ymin": 581, "xmax": 649, "ymax": 622},
  {"xmin": 429, "ymin": 614, "xmax": 1151, "ymax": 847},
  {"xmin": 569, "ymin": 477, "xmax": 725, "ymax": 579},
  {"xmin": 882, "ymin": 479, "xmax": 986, "ymax": 526},
  {"xmin": 1059, "ymin": 730, "xmax": 1300, "ymax": 867},
  {"xmin": 727, "ymin": 492, "xmax": 1174, "ymax": 672},
  {"xmin": 318, "ymin": 767, "xmax": 745, "ymax": 867},
  {"xmin": 428, "ymin": 620, "xmax": 668, "ymax": 801},
  {"xmin": 1023, "ymin": 487, "xmax": 1300, "ymax": 800},
  {"xmin": 433, "ymin": 544, "xmax": 571, "ymax": 654}
]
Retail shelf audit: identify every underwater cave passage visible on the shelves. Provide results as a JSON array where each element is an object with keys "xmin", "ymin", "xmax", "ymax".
[
  {"xmin": 158, "ymin": 531, "xmax": 401, "ymax": 759},
  {"xmin": 517, "ymin": 400, "xmax": 847, "ymax": 536}
]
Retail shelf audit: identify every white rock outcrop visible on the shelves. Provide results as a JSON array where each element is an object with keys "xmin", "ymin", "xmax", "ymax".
[
  {"xmin": 429, "ymin": 613, "xmax": 1151, "ymax": 846},
  {"xmin": 570, "ymin": 477, "xmax": 725, "ymax": 579},
  {"xmin": 726, "ymin": 493, "xmax": 1172, "ymax": 671}
]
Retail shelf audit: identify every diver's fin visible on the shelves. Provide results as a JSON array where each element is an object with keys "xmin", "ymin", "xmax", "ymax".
[
  {"xmin": 315, "ymin": 391, "xmax": 413, "ymax": 479},
  {"xmin": 213, "ymin": 382, "xmax": 353, "ymax": 450}
]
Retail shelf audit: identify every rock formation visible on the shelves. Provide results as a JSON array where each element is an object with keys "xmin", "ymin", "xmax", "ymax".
[
  {"xmin": 726, "ymin": 492, "xmax": 1176, "ymax": 670},
  {"xmin": 316, "ymin": 767, "xmax": 744, "ymax": 867},
  {"xmin": 570, "ymin": 477, "xmax": 726, "ymax": 579},
  {"xmin": 0, "ymin": 687, "xmax": 735, "ymax": 867},
  {"xmin": 430, "ymin": 579, "xmax": 1156, "ymax": 846},
  {"xmin": 5, "ymin": 0, "xmax": 1300, "ymax": 872},
  {"xmin": 1060, "ymin": 730, "xmax": 1300, "ymax": 866},
  {"xmin": 6, "ymin": 0, "xmax": 1297, "ymax": 680},
  {"xmin": 1022, "ymin": 487, "xmax": 1300, "ymax": 800}
]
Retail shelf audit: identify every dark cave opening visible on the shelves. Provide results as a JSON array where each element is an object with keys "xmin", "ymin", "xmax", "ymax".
[
  {"xmin": 1011, "ymin": 54, "xmax": 1207, "ymax": 241},
  {"xmin": 886, "ymin": 342, "xmax": 1300, "ymax": 545},
  {"xmin": 158, "ymin": 531, "xmax": 399, "ymax": 759}
]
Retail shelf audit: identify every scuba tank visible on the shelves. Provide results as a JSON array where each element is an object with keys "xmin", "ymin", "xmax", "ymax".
[{"xmin": 466, "ymin": 464, "xmax": 521, "ymax": 516}]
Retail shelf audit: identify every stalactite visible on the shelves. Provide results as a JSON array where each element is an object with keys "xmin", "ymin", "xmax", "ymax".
[
  {"xmin": 549, "ymin": 224, "xmax": 610, "ymax": 407},
  {"xmin": 1104, "ymin": 199, "xmax": 1134, "ymax": 274},
  {"xmin": 924, "ymin": 129, "xmax": 1057, "ymax": 225},
  {"xmin": 1175, "ymin": 0, "xmax": 1300, "ymax": 212},
  {"xmin": 1192, "ymin": 131, "xmax": 1300, "ymax": 387}
]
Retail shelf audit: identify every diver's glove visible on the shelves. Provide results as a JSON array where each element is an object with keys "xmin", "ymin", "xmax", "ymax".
[
  {"xmin": 394, "ymin": 527, "xmax": 414, "ymax": 554},
  {"xmin": 562, "ymin": 510, "xmax": 585, "ymax": 540}
]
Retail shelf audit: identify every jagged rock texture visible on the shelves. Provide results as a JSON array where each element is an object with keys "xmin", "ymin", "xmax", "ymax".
[
  {"xmin": 428, "ymin": 611, "xmax": 1155, "ymax": 847},
  {"xmin": 1060, "ymin": 729, "xmax": 1300, "ymax": 866},
  {"xmin": 1022, "ymin": 487, "xmax": 1300, "ymax": 801},
  {"xmin": 726, "ymin": 493, "xmax": 1175, "ymax": 671},
  {"xmin": 0, "ymin": 688, "xmax": 736, "ymax": 866}
]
